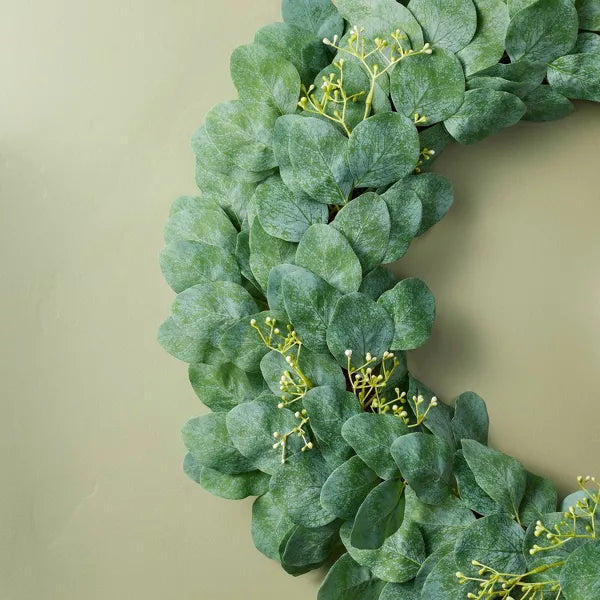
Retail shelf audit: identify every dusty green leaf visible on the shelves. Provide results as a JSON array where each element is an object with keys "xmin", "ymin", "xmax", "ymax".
[
  {"xmin": 296, "ymin": 224, "xmax": 363, "ymax": 294},
  {"xmin": 251, "ymin": 492, "xmax": 296, "ymax": 560},
  {"xmin": 282, "ymin": 0, "xmax": 344, "ymax": 39},
  {"xmin": 317, "ymin": 553, "xmax": 387, "ymax": 600},
  {"xmin": 327, "ymin": 292, "xmax": 395, "ymax": 368},
  {"xmin": 519, "ymin": 472, "xmax": 558, "ymax": 526},
  {"xmin": 391, "ymin": 48, "xmax": 465, "ymax": 124},
  {"xmin": 342, "ymin": 413, "xmax": 409, "ymax": 479},
  {"xmin": 561, "ymin": 540, "xmax": 600, "ymax": 600},
  {"xmin": 378, "ymin": 278, "xmax": 436, "ymax": 350},
  {"xmin": 444, "ymin": 88, "xmax": 526, "ymax": 145},
  {"xmin": 332, "ymin": 193, "xmax": 391, "ymax": 273},
  {"xmin": 505, "ymin": 0, "xmax": 578, "ymax": 64},
  {"xmin": 451, "ymin": 391, "xmax": 489, "ymax": 446},
  {"xmin": 548, "ymin": 53, "xmax": 600, "ymax": 102},
  {"xmin": 576, "ymin": 0, "xmax": 600, "ymax": 31},
  {"xmin": 573, "ymin": 32, "xmax": 600, "ymax": 54},
  {"xmin": 158, "ymin": 316, "xmax": 215, "ymax": 364},
  {"xmin": 380, "ymin": 188, "xmax": 422, "ymax": 263},
  {"xmin": 359, "ymin": 266, "xmax": 398, "ymax": 300},
  {"xmin": 522, "ymin": 85, "xmax": 574, "ymax": 121},
  {"xmin": 454, "ymin": 450, "xmax": 505, "ymax": 515}
]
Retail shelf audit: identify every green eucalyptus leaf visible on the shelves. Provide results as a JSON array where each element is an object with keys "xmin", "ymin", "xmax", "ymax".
[
  {"xmin": 522, "ymin": 85, "xmax": 574, "ymax": 122},
  {"xmin": 249, "ymin": 219, "xmax": 297, "ymax": 291},
  {"xmin": 219, "ymin": 310, "xmax": 285, "ymax": 373},
  {"xmin": 421, "ymin": 553, "xmax": 479, "ymax": 600},
  {"xmin": 205, "ymin": 100, "xmax": 279, "ymax": 172},
  {"xmin": 254, "ymin": 175, "xmax": 328, "ymax": 242},
  {"xmin": 560, "ymin": 540, "xmax": 600, "ymax": 600},
  {"xmin": 519, "ymin": 472, "xmax": 558, "ymax": 526},
  {"xmin": 296, "ymin": 224, "xmax": 363, "ymax": 294},
  {"xmin": 351, "ymin": 478, "xmax": 406, "ymax": 550},
  {"xmin": 358, "ymin": 266, "xmax": 398, "ymax": 300},
  {"xmin": 573, "ymin": 32, "xmax": 600, "ymax": 54},
  {"xmin": 227, "ymin": 398, "xmax": 305, "ymax": 475},
  {"xmin": 387, "ymin": 173, "xmax": 453, "ymax": 237},
  {"xmin": 454, "ymin": 449, "xmax": 505, "ymax": 515},
  {"xmin": 288, "ymin": 117, "xmax": 352, "ymax": 204},
  {"xmin": 461, "ymin": 438, "xmax": 528, "ymax": 518},
  {"xmin": 474, "ymin": 60, "xmax": 547, "ymax": 94},
  {"xmin": 169, "ymin": 195, "xmax": 203, "ymax": 216},
  {"xmin": 454, "ymin": 513, "xmax": 527, "ymax": 575},
  {"xmin": 379, "ymin": 189, "xmax": 422, "ymax": 263},
  {"xmin": 332, "ymin": 193, "xmax": 391, "ymax": 273},
  {"xmin": 158, "ymin": 316, "xmax": 214, "ymax": 364},
  {"xmin": 340, "ymin": 520, "xmax": 426, "ymax": 583},
  {"xmin": 164, "ymin": 200, "xmax": 237, "ymax": 252},
  {"xmin": 182, "ymin": 413, "xmax": 255, "ymax": 475},
  {"xmin": 282, "ymin": 0, "xmax": 344, "ymax": 39},
  {"xmin": 273, "ymin": 114, "xmax": 307, "ymax": 193},
  {"xmin": 230, "ymin": 43, "xmax": 300, "ymax": 114},
  {"xmin": 160, "ymin": 240, "xmax": 240, "ymax": 294},
  {"xmin": 378, "ymin": 278, "xmax": 435, "ymax": 351},
  {"xmin": 342, "ymin": 413, "xmax": 409, "ymax": 479},
  {"xmin": 391, "ymin": 433, "xmax": 453, "ymax": 505},
  {"xmin": 457, "ymin": 0, "xmax": 510, "ymax": 76},
  {"xmin": 347, "ymin": 113, "xmax": 420, "ymax": 188},
  {"xmin": 188, "ymin": 362, "xmax": 265, "ymax": 412},
  {"xmin": 451, "ymin": 391, "xmax": 489, "ymax": 446},
  {"xmin": 281, "ymin": 266, "xmax": 342, "ymax": 353},
  {"xmin": 390, "ymin": 48, "xmax": 465, "ymax": 125},
  {"xmin": 184, "ymin": 454, "xmax": 270, "ymax": 500},
  {"xmin": 444, "ymin": 88, "xmax": 526, "ymax": 145},
  {"xmin": 266, "ymin": 263, "xmax": 304, "ymax": 312},
  {"xmin": 280, "ymin": 521, "xmax": 343, "ymax": 575},
  {"xmin": 505, "ymin": 0, "xmax": 578, "ymax": 64},
  {"xmin": 417, "ymin": 123, "xmax": 453, "ymax": 169},
  {"xmin": 251, "ymin": 492, "xmax": 296, "ymax": 561},
  {"xmin": 379, "ymin": 582, "xmax": 419, "ymax": 600},
  {"xmin": 404, "ymin": 487, "xmax": 476, "ymax": 553},
  {"xmin": 408, "ymin": 0, "xmax": 477, "ymax": 53},
  {"xmin": 507, "ymin": 0, "xmax": 538, "ymax": 14},
  {"xmin": 413, "ymin": 545, "xmax": 455, "ymax": 592},
  {"xmin": 335, "ymin": 0, "xmax": 425, "ymax": 49},
  {"xmin": 548, "ymin": 53, "xmax": 600, "ymax": 102},
  {"xmin": 321, "ymin": 455, "xmax": 381, "ymax": 520},
  {"xmin": 327, "ymin": 292, "xmax": 395, "ymax": 368},
  {"xmin": 576, "ymin": 0, "xmax": 600, "ymax": 31},
  {"xmin": 270, "ymin": 450, "xmax": 336, "ymax": 528},
  {"xmin": 171, "ymin": 281, "xmax": 258, "ymax": 344},
  {"xmin": 303, "ymin": 386, "xmax": 362, "ymax": 469},
  {"xmin": 255, "ymin": 22, "xmax": 331, "ymax": 83},
  {"xmin": 317, "ymin": 553, "xmax": 387, "ymax": 600}
]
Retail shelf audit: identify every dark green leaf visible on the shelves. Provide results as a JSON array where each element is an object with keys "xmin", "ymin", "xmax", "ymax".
[
  {"xmin": 331, "ymin": 193, "xmax": 391, "ymax": 273},
  {"xmin": 418, "ymin": 123, "xmax": 453, "ymax": 169},
  {"xmin": 519, "ymin": 472, "xmax": 558, "ymax": 526},
  {"xmin": 251, "ymin": 492, "xmax": 296, "ymax": 560},
  {"xmin": 390, "ymin": 48, "xmax": 465, "ymax": 125},
  {"xmin": 548, "ymin": 53, "xmax": 600, "ymax": 102},
  {"xmin": 457, "ymin": 0, "xmax": 510, "ymax": 76},
  {"xmin": 348, "ymin": 113, "xmax": 420, "ymax": 188},
  {"xmin": 254, "ymin": 175, "xmax": 328, "ymax": 242},
  {"xmin": 188, "ymin": 362, "xmax": 264, "ymax": 412},
  {"xmin": 408, "ymin": 0, "xmax": 478, "ymax": 53},
  {"xmin": 342, "ymin": 413, "xmax": 409, "ymax": 479},
  {"xmin": 317, "ymin": 553, "xmax": 387, "ymax": 600},
  {"xmin": 576, "ymin": 0, "xmax": 600, "ymax": 31},
  {"xmin": 321, "ymin": 456, "xmax": 380, "ymax": 520},
  {"xmin": 288, "ymin": 117, "xmax": 352, "ymax": 204},
  {"xmin": 454, "ymin": 450, "xmax": 505, "ymax": 515},
  {"xmin": 561, "ymin": 540, "xmax": 600, "ymax": 600},
  {"xmin": 182, "ymin": 413, "xmax": 255, "ymax": 475},
  {"xmin": 351, "ymin": 478, "xmax": 406, "ymax": 549},
  {"xmin": 573, "ymin": 32, "xmax": 600, "ymax": 54},
  {"xmin": 461, "ymin": 439, "xmax": 528, "ymax": 518},
  {"xmin": 421, "ymin": 553, "xmax": 479, "ymax": 599},
  {"xmin": 359, "ymin": 266, "xmax": 398, "ymax": 300},
  {"xmin": 451, "ymin": 391, "xmax": 489, "ymax": 446},
  {"xmin": 378, "ymin": 278, "xmax": 436, "ymax": 350},
  {"xmin": 296, "ymin": 224, "xmax": 363, "ymax": 294},
  {"xmin": 522, "ymin": 85, "xmax": 574, "ymax": 122},
  {"xmin": 340, "ymin": 520, "xmax": 426, "ymax": 583},
  {"xmin": 379, "ymin": 582, "xmax": 419, "ymax": 600},
  {"xmin": 227, "ymin": 398, "xmax": 305, "ymax": 475},
  {"xmin": 454, "ymin": 513, "xmax": 527, "ymax": 575},
  {"xmin": 380, "ymin": 188, "xmax": 422, "ymax": 263},
  {"xmin": 327, "ymin": 292, "xmax": 395, "ymax": 368},
  {"xmin": 282, "ymin": 266, "xmax": 342, "ymax": 353},
  {"xmin": 505, "ymin": 0, "xmax": 578, "ymax": 64},
  {"xmin": 184, "ymin": 454, "xmax": 270, "ymax": 499},
  {"xmin": 270, "ymin": 451, "xmax": 336, "ymax": 527},
  {"xmin": 444, "ymin": 89, "xmax": 526, "ymax": 145},
  {"xmin": 303, "ymin": 386, "xmax": 362, "ymax": 469}
]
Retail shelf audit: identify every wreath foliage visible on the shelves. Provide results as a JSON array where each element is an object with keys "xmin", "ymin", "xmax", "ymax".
[{"xmin": 159, "ymin": 1, "xmax": 600, "ymax": 598}]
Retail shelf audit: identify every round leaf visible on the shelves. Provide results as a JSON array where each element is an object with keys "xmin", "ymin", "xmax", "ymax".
[
  {"xmin": 317, "ymin": 553, "xmax": 386, "ymax": 600},
  {"xmin": 251, "ymin": 492, "xmax": 296, "ymax": 560},
  {"xmin": 548, "ymin": 53, "xmax": 600, "ymax": 102}
]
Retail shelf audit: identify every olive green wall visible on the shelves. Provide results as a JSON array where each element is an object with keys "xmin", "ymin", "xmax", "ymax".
[{"xmin": 1, "ymin": 1, "xmax": 599, "ymax": 599}]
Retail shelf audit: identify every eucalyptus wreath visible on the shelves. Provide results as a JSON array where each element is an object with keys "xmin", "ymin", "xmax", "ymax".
[{"xmin": 158, "ymin": 1, "xmax": 600, "ymax": 598}]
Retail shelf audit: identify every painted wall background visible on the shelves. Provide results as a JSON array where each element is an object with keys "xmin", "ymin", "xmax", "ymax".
[{"xmin": 1, "ymin": 1, "xmax": 599, "ymax": 599}]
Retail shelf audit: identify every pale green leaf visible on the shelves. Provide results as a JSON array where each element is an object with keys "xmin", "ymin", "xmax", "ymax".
[{"xmin": 251, "ymin": 492, "xmax": 296, "ymax": 560}]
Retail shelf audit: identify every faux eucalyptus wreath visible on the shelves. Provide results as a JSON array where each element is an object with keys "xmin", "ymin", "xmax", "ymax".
[{"xmin": 159, "ymin": 1, "xmax": 600, "ymax": 598}]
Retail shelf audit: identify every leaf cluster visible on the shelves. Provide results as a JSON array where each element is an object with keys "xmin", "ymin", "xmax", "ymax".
[{"xmin": 159, "ymin": 0, "xmax": 600, "ymax": 598}]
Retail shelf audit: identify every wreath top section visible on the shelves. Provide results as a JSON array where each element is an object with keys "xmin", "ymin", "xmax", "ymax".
[{"xmin": 159, "ymin": 0, "xmax": 600, "ymax": 599}]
